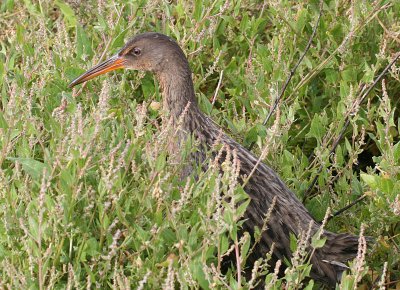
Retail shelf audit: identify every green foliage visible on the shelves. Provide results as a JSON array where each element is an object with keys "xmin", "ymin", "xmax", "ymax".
[{"xmin": 0, "ymin": 0, "xmax": 399, "ymax": 288}]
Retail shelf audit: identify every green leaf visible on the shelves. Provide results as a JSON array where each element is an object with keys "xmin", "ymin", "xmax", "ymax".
[
  {"xmin": 161, "ymin": 227, "xmax": 176, "ymax": 244},
  {"xmin": 393, "ymin": 142, "xmax": 400, "ymax": 162},
  {"xmin": 296, "ymin": 9, "xmax": 308, "ymax": 32},
  {"xmin": 377, "ymin": 176, "xmax": 394, "ymax": 194},
  {"xmin": 325, "ymin": 68, "xmax": 339, "ymax": 83},
  {"xmin": 85, "ymin": 238, "xmax": 99, "ymax": 257},
  {"xmin": 7, "ymin": 157, "xmax": 50, "ymax": 180},
  {"xmin": 230, "ymin": 224, "xmax": 237, "ymax": 240},
  {"xmin": 311, "ymin": 233, "xmax": 327, "ymax": 249},
  {"xmin": 155, "ymin": 152, "xmax": 167, "ymax": 171},
  {"xmin": 289, "ymin": 233, "xmax": 297, "ymax": 253},
  {"xmin": 28, "ymin": 214, "xmax": 39, "ymax": 241},
  {"xmin": 0, "ymin": 112, "xmax": 8, "ymax": 129},
  {"xmin": 303, "ymin": 278, "xmax": 314, "ymax": 290},
  {"xmin": 244, "ymin": 124, "xmax": 266, "ymax": 146},
  {"xmin": 241, "ymin": 232, "xmax": 251, "ymax": 257},
  {"xmin": 76, "ymin": 25, "xmax": 92, "ymax": 58},
  {"xmin": 0, "ymin": 59, "xmax": 4, "ymax": 88},
  {"xmin": 244, "ymin": 126, "xmax": 258, "ymax": 144},
  {"xmin": 236, "ymin": 198, "xmax": 250, "ymax": 217},
  {"xmin": 342, "ymin": 68, "xmax": 357, "ymax": 82},
  {"xmin": 111, "ymin": 28, "xmax": 129, "ymax": 50},
  {"xmin": 193, "ymin": 0, "xmax": 203, "ymax": 21},
  {"xmin": 191, "ymin": 261, "xmax": 209, "ymax": 289},
  {"xmin": 360, "ymin": 173, "xmax": 376, "ymax": 189},
  {"xmin": 306, "ymin": 114, "xmax": 327, "ymax": 141},
  {"xmin": 362, "ymin": 63, "xmax": 374, "ymax": 83},
  {"xmin": 16, "ymin": 24, "xmax": 24, "ymax": 44},
  {"xmin": 23, "ymin": 0, "xmax": 39, "ymax": 16},
  {"xmin": 55, "ymin": 0, "xmax": 77, "ymax": 28}
]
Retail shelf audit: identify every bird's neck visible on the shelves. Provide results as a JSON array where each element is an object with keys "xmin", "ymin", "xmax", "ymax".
[
  {"xmin": 157, "ymin": 68, "xmax": 202, "ymax": 131},
  {"xmin": 156, "ymin": 66, "xmax": 222, "ymax": 175}
]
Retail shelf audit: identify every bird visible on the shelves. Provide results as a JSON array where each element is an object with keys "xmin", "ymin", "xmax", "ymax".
[{"xmin": 69, "ymin": 32, "xmax": 361, "ymax": 287}]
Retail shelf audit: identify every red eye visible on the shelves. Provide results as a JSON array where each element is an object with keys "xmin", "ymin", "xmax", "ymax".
[{"xmin": 133, "ymin": 47, "xmax": 141, "ymax": 56}]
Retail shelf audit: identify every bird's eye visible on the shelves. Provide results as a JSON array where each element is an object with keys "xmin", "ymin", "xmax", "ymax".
[{"xmin": 132, "ymin": 47, "xmax": 141, "ymax": 56}]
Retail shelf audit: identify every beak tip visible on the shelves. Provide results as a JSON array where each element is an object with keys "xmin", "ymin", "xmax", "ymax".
[{"xmin": 68, "ymin": 78, "xmax": 83, "ymax": 89}]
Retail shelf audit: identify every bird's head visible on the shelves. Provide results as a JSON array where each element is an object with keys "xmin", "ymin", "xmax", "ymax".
[{"xmin": 69, "ymin": 32, "xmax": 188, "ymax": 88}]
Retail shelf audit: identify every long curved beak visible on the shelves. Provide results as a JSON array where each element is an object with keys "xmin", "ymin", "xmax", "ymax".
[{"xmin": 68, "ymin": 55, "xmax": 126, "ymax": 88}]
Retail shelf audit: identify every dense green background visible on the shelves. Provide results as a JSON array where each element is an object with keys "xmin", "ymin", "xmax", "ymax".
[{"xmin": 0, "ymin": 0, "xmax": 399, "ymax": 288}]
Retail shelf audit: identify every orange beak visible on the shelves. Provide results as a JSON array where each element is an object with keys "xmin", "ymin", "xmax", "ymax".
[{"xmin": 68, "ymin": 55, "xmax": 126, "ymax": 88}]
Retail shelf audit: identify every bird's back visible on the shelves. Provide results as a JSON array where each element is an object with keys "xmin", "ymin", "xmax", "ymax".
[{"xmin": 189, "ymin": 111, "xmax": 359, "ymax": 287}]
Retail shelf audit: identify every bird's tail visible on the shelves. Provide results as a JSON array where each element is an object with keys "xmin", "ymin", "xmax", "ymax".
[{"xmin": 311, "ymin": 232, "xmax": 364, "ymax": 286}]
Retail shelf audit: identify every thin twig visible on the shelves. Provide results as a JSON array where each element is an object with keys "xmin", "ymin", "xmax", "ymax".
[
  {"xmin": 248, "ymin": 0, "xmax": 323, "ymax": 151},
  {"xmin": 234, "ymin": 239, "xmax": 242, "ymax": 287},
  {"xmin": 211, "ymin": 70, "xmax": 224, "ymax": 107},
  {"xmin": 304, "ymin": 51, "xmax": 400, "ymax": 201},
  {"xmin": 325, "ymin": 194, "xmax": 367, "ymax": 223}
]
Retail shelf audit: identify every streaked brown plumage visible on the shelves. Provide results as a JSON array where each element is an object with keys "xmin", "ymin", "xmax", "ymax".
[{"xmin": 69, "ymin": 32, "xmax": 361, "ymax": 287}]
